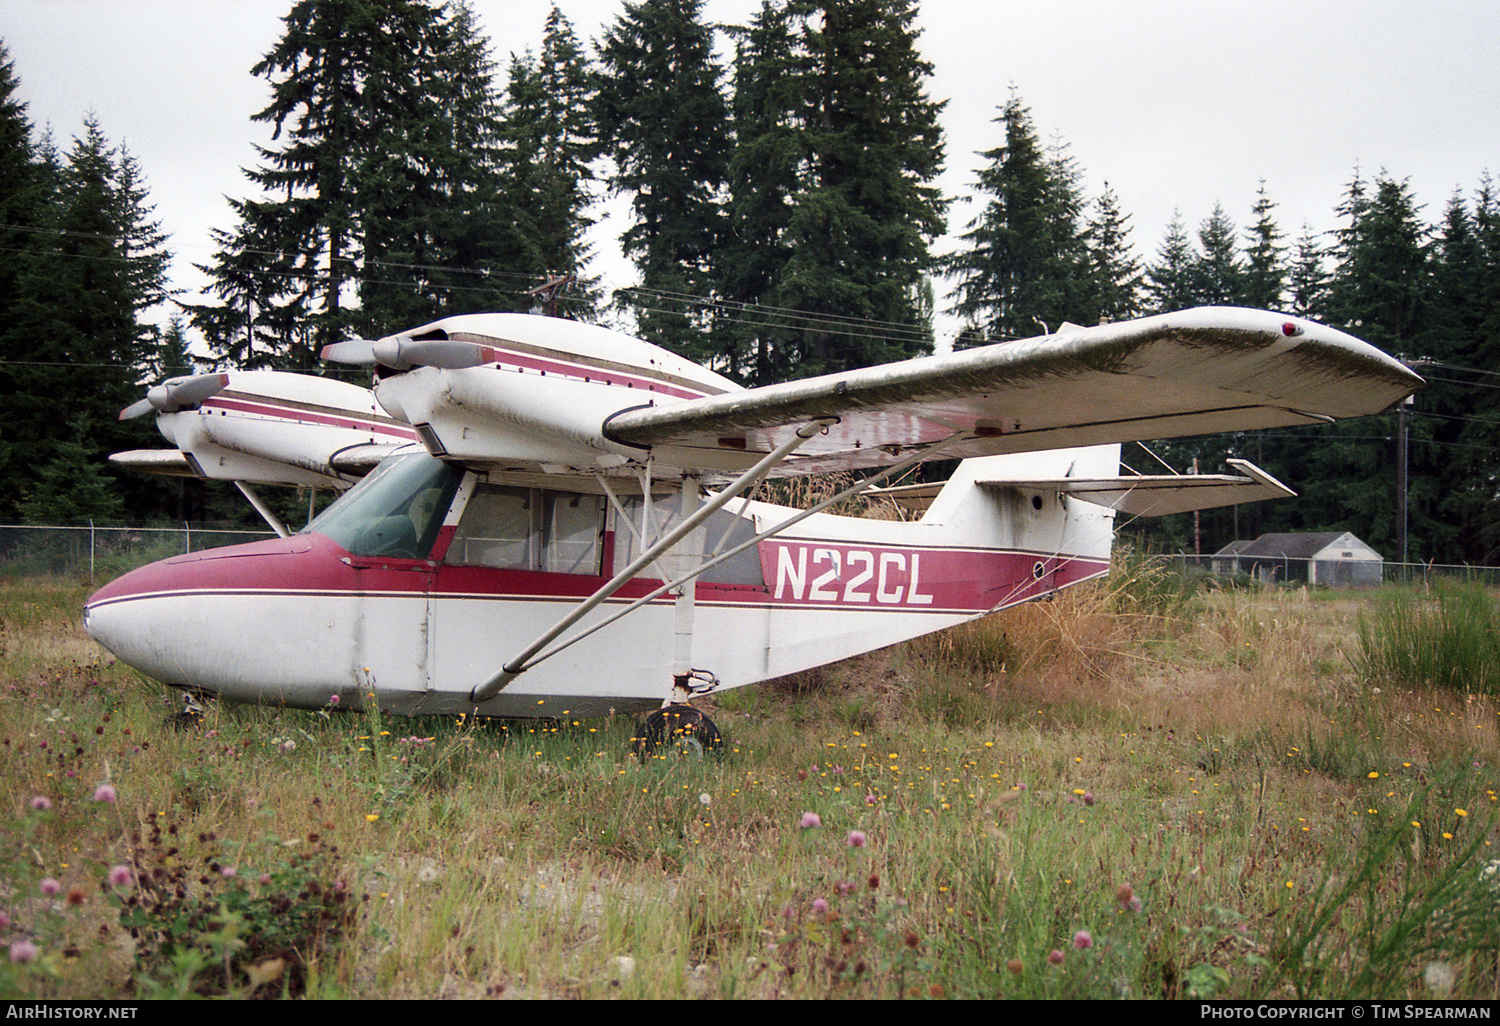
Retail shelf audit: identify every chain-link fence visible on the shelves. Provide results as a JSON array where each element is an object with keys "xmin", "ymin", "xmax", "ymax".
[
  {"xmin": 0, "ymin": 524, "xmax": 278, "ymax": 584},
  {"xmin": 1149, "ymin": 552, "xmax": 1500, "ymax": 589}
]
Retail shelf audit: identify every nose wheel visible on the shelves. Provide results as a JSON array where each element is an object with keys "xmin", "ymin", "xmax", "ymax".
[{"xmin": 632, "ymin": 704, "xmax": 723, "ymax": 762}]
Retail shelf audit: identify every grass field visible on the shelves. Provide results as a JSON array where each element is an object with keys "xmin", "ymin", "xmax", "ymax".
[{"xmin": 0, "ymin": 567, "xmax": 1496, "ymax": 999}]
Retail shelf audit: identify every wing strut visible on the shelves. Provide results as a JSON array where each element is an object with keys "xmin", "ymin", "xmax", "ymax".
[
  {"xmin": 469, "ymin": 418, "xmax": 838, "ymax": 702},
  {"xmin": 235, "ymin": 482, "xmax": 290, "ymax": 539},
  {"xmin": 470, "ymin": 428, "xmax": 969, "ymax": 702}
]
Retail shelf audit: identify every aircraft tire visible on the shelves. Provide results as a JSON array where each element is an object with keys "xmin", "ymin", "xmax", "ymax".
[{"xmin": 633, "ymin": 705, "xmax": 723, "ymax": 762}]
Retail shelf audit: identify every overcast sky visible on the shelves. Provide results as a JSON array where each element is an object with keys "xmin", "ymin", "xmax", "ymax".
[{"xmin": 3, "ymin": 0, "xmax": 1498, "ymax": 349}]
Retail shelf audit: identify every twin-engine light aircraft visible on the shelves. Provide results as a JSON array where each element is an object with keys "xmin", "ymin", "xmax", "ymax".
[{"xmin": 84, "ymin": 308, "xmax": 1422, "ymax": 750}]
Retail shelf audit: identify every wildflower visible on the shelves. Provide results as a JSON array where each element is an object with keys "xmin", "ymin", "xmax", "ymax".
[
  {"xmin": 366, "ymin": 813, "xmax": 380, "ymax": 823},
  {"xmin": 9, "ymin": 939, "xmax": 37, "ymax": 963},
  {"xmin": 865, "ymin": 793, "xmax": 877, "ymax": 806},
  {"xmin": 799, "ymin": 811, "xmax": 821, "ymax": 829},
  {"xmin": 1072, "ymin": 930, "xmax": 1093, "ymax": 950},
  {"xmin": 29, "ymin": 795, "xmax": 51, "ymax": 811},
  {"xmin": 40, "ymin": 879, "xmax": 60, "ymax": 897},
  {"xmin": 1424, "ymin": 961, "xmax": 1457, "ymax": 998},
  {"xmin": 811, "ymin": 898, "xmax": 829, "ymax": 915},
  {"xmin": 1007, "ymin": 958, "xmax": 1023, "ymax": 974},
  {"xmin": 221, "ymin": 866, "xmax": 237, "ymax": 879},
  {"xmin": 107, "ymin": 866, "xmax": 132, "ymax": 888},
  {"xmin": 1082, "ymin": 792, "xmax": 1095, "ymax": 806},
  {"xmin": 1456, "ymin": 808, "xmax": 1469, "ymax": 817},
  {"xmin": 1116, "ymin": 884, "xmax": 1134, "ymax": 904},
  {"xmin": 92, "ymin": 783, "xmax": 117, "ymax": 804},
  {"xmin": 1368, "ymin": 771, "xmax": 1379, "ymax": 779},
  {"xmin": 698, "ymin": 793, "xmax": 711, "ymax": 807},
  {"xmin": 1048, "ymin": 949, "xmax": 1065, "ymax": 965},
  {"xmin": 66, "ymin": 889, "xmax": 85, "ymax": 906},
  {"xmin": 846, "ymin": 830, "xmax": 867, "ymax": 848}
]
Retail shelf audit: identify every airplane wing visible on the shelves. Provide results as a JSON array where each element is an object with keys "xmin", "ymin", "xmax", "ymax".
[{"xmin": 603, "ymin": 307, "xmax": 1423, "ymax": 477}]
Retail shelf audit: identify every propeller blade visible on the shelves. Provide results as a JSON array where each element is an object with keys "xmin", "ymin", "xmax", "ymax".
[
  {"xmin": 119, "ymin": 397, "xmax": 156, "ymax": 421},
  {"xmin": 162, "ymin": 372, "xmax": 230, "ymax": 409},
  {"xmin": 118, "ymin": 373, "xmax": 229, "ymax": 420},
  {"xmin": 389, "ymin": 338, "xmax": 489, "ymax": 370},
  {"xmin": 320, "ymin": 338, "xmax": 378, "ymax": 365},
  {"xmin": 322, "ymin": 336, "xmax": 487, "ymax": 371}
]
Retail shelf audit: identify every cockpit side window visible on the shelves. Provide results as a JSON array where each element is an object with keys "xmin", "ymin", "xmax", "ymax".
[
  {"xmin": 447, "ymin": 484, "xmax": 605, "ymax": 575},
  {"xmin": 306, "ymin": 454, "xmax": 462, "ymax": 559}
]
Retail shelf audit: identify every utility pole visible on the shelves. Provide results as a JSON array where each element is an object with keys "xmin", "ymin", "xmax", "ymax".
[
  {"xmin": 528, "ymin": 273, "xmax": 576, "ymax": 318},
  {"xmin": 1396, "ymin": 394, "xmax": 1412, "ymax": 569}
]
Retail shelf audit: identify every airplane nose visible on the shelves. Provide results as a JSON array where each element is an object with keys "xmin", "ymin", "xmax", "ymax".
[{"xmin": 84, "ymin": 567, "xmax": 206, "ymax": 693}]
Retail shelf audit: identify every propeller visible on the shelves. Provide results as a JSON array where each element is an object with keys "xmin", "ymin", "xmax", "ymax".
[
  {"xmin": 119, "ymin": 372, "xmax": 230, "ymax": 420},
  {"xmin": 320, "ymin": 335, "xmax": 490, "ymax": 371}
]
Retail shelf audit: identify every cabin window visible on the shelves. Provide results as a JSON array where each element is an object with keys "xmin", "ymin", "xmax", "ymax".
[
  {"xmin": 306, "ymin": 453, "xmax": 462, "ymax": 559},
  {"xmin": 613, "ymin": 496, "xmax": 765, "ymax": 586},
  {"xmin": 448, "ymin": 484, "xmax": 604, "ymax": 575}
]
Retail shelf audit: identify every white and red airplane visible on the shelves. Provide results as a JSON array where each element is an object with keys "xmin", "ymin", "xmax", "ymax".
[{"xmin": 84, "ymin": 308, "xmax": 1422, "ymax": 750}]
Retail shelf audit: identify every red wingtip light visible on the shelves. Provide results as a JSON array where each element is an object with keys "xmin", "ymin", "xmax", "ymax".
[{"xmin": 1281, "ymin": 321, "xmax": 1305, "ymax": 337}]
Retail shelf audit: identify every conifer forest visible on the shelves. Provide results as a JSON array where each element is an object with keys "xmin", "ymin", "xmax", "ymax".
[{"xmin": 1, "ymin": 0, "xmax": 1497, "ymax": 566}]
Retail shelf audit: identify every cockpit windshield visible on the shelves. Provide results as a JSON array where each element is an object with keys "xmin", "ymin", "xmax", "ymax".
[{"xmin": 305, "ymin": 453, "xmax": 461, "ymax": 558}]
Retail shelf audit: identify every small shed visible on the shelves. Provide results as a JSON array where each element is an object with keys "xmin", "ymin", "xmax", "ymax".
[{"xmin": 1213, "ymin": 531, "xmax": 1384, "ymax": 588}]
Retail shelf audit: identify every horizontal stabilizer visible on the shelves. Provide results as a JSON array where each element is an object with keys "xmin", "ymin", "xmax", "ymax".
[{"xmin": 873, "ymin": 458, "xmax": 1294, "ymax": 517}]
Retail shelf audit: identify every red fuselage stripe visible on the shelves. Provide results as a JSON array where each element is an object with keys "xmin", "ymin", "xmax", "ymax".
[
  {"xmin": 477, "ymin": 345, "xmax": 725, "ymax": 401},
  {"xmin": 201, "ymin": 397, "xmax": 419, "ymax": 439}
]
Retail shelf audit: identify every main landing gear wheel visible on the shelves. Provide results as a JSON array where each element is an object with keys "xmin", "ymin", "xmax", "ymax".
[{"xmin": 633, "ymin": 705, "xmax": 723, "ymax": 762}]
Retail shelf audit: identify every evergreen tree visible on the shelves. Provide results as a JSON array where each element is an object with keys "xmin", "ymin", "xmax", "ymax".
[
  {"xmin": 1144, "ymin": 211, "xmax": 1197, "ymax": 313},
  {"xmin": 1, "ymin": 116, "xmax": 171, "ymax": 522},
  {"xmin": 357, "ymin": 0, "xmax": 523, "ymax": 331},
  {"xmin": 0, "ymin": 43, "xmax": 44, "ymax": 491},
  {"xmin": 499, "ymin": 5, "xmax": 601, "ymax": 315},
  {"xmin": 193, "ymin": 0, "xmax": 515, "ymax": 368},
  {"xmin": 1286, "ymin": 223, "xmax": 1329, "ymax": 319},
  {"xmin": 0, "ymin": 43, "xmax": 43, "ymax": 330},
  {"xmin": 715, "ymin": 0, "xmax": 803, "ymax": 383},
  {"xmin": 594, "ymin": 0, "xmax": 731, "ymax": 362},
  {"xmin": 770, "ymin": 0, "xmax": 947, "ymax": 374},
  {"xmin": 943, "ymin": 93, "xmax": 1086, "ymax": 343},
  {"xmin": 1241, "ymin": 182, "xmax": 1286, "ymax": 310},
  {"xmin": 1078, "ymin": 183, "xmax": 1142, "ymax": 325},
  {"xmin": 1303, "ymin": 172, "xmax": 1436, "ymax": 559},
  {"xmin": 1189, "ymin": 203, "xmax": 1244, "ymax": 305}
]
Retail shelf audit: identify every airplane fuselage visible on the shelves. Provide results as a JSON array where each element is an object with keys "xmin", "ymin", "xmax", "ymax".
[{"xmin": 83, "ymin": 448, "xmax": 1115, "ymax": 716}]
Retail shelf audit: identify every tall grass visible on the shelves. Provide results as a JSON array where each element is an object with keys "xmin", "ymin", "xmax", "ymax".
[
  {"xmin": 1, "ymin": 577, "xmax": 1497, "ymax": 999},
  {"xmin": 1353, "ymin": 582, "xmax": 1500, "ymax": 696}
]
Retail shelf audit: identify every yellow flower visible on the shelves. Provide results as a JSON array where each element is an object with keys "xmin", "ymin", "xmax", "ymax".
[
  {"xmin": 1456, "ymin": 808, "xmax": 1469, "ymax": 817},
  {"xmin": 366, "ymin": 813, "xmax": 380, "ymax": 823},
  {"xmin": 1368, "ymin": 771, "xmax": 1379, "ymax": 779}
]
